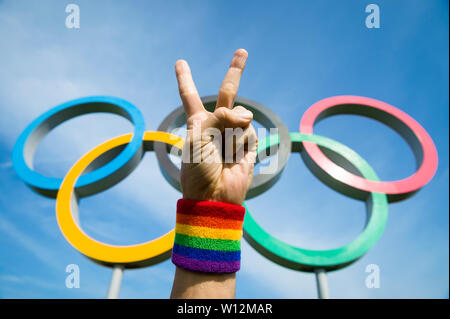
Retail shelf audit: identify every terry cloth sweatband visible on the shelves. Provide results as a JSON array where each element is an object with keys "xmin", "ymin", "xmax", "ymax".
[{"xmin": 171, "ymin": 199, "xmax": 245, "ymax": 273}]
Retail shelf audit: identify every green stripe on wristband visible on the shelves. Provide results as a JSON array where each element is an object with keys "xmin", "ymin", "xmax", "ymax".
[{"xmin": 174, "ymin": 233, "xmax": 241, "ymax": 252}]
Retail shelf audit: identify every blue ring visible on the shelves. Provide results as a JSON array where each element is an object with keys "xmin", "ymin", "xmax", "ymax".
[{"xmin": 12, "ymin": 96, "xmax": 145, "ymax": 197}]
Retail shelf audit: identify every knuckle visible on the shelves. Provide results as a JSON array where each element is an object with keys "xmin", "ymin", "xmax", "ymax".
[
  {"xmin": 214, "ymin": 107, "xmax": 228, "ymax": 120},
  {"xmin": 219, "ymin": 83, "xmax": 237, "ymax": 95}
]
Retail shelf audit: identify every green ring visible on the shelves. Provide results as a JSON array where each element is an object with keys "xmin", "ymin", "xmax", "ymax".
[{"xmin": 243, "ymin": 133, "xmax": 388, "ymax": 272}]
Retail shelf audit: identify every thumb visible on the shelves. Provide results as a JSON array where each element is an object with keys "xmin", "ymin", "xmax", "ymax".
[{"xmin": 208, "ymin": 106, "xmax": 253, "ymax": 131}]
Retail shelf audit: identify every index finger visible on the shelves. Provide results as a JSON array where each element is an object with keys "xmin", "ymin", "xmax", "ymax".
[
  {"xmin": 216, "ymin": 49, "xmax": 248, "ymax": 110},
  {"xmin": 175, "ymin": 59, "xmax": 205, "ymax": 117}
]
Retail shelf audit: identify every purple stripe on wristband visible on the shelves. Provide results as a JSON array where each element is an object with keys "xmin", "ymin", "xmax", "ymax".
[{"xmin": 172, "ymin": 252, "xmax": 241, "ymax": 273}]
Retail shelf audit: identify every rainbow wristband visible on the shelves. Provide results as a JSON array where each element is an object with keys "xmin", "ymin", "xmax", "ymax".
[{"xmin": 171, "ymin": 199, "xmax": 245, "ymax": 273}]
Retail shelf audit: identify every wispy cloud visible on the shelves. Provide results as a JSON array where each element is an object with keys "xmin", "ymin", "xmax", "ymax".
[
  {"xmin": 0, "ymin": 161, "xmax": 12, "ymax": 169},
  {"xmin": 0, "ymin": 214, "xmax": 61, "ymax": 269}
]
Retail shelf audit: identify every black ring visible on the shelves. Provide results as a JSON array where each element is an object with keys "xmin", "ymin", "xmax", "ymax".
[{"xmin": 155, "ymin": 95, "xmax": 291, "ymax": 199}]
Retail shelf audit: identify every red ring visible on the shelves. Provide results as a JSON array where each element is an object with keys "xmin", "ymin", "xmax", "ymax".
[{"xmin": 299, "ymin": 95, "xmax": 438, "ymax": 196}]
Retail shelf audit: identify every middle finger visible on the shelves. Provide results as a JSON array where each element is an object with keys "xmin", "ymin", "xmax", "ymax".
[{"xmin": 216, "ymin": 49, "xmax": 248, "ymax": 110}]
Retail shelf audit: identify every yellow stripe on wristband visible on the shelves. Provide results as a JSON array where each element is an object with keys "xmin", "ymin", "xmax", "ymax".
[{"xmin": 175, "ymin": 223, "xmax": 243, "ymax": 241}]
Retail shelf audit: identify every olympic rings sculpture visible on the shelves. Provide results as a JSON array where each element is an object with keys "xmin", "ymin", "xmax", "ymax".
[{"xmin": 12, "ymin": 95, "xmax": 438, "ymax": 272}]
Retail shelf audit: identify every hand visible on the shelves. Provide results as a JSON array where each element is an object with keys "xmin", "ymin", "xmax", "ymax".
[{"xmin": 175, "ymin": 49, "xmax": 257, "ymax": 206}]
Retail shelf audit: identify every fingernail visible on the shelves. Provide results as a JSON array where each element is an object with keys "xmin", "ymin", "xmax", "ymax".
[
  {"xmin": 236, "ymin": 109, "xmax": 253, "ymax": 121},
  {"xmin": 235, "ymin": 49, "xmax": 248, "ymax": 57}
]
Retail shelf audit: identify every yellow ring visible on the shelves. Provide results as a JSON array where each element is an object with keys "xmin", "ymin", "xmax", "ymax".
[{"xmin": 56, "ymin": 131, "xmax": 184, "ymax": 267}]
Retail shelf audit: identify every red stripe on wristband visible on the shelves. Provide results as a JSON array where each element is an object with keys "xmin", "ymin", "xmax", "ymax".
[{"xmin": 176, "ymin": 199, "xmax": 245, "ymax": 221}]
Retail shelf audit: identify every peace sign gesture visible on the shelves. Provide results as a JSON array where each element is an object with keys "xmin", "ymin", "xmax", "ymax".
[{"xmin": 175, "ymin": 49, "xmax": 257, "ymax": 206}]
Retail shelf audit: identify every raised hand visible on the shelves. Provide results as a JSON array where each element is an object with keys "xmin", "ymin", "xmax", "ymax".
[{"xmin": 175, "ymin": 49, "xmax": 257, "ymax": 206}]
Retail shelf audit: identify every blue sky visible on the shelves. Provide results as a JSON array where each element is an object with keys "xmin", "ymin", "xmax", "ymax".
[{"xmin": 0, "ymin": 0, "xmax": 448, "ymax": 298}]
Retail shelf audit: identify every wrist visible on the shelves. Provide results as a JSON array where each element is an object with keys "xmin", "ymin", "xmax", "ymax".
[
  {"xmin": 171, "ymin": 199, "xmax": 245, "ymax": 273},
  {"xmin": 182, "ymin": 192, "xmax": 245, "ymax": 207},
  {"xmin": 182, "ymin": 196, "xmax": 244, "ymax": 207}
]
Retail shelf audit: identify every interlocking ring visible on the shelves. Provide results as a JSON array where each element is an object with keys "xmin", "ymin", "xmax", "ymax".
[
  {"xmin": 299, "ymin": 96, "xmax": 439, "ymax": 202},
  {"xmin": 12, "ymin": 95, "xmax": 438, "ymax": 271},
  {"xmin": 155, "ymin": 95, "xmax": 291, "ymax": 199},
  {"xmin": 243, "ymin": 133, "xmax": 388, "ymax": 272},
  {"xmin": 12, "ymin": 96, "xmax": 145, "ymax": 198},
  {"xmin": 56, "ymin": 131, "xmax": 183, "ymax": 268}
]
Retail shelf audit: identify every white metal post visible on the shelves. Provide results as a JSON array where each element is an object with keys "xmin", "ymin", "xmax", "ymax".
[
  {"xmin": 314, "ymin": 268, "xmax": 330, "ymax": 299},
  {"xmin": 106, "ymin": 265, "xmax": 124, "ymax": 299}
]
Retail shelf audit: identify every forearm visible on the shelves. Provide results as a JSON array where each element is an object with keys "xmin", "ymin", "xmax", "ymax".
[
  {"xmin": 169, "ymin": 199, "xmax": 245, "ymax": 299},
  {"xmin": 170, "ymin": 267, "xmax": 236, "ymax": 299}
]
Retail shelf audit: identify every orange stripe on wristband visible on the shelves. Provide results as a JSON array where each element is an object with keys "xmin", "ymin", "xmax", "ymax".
[{"xmin": 176, "ymin": 213, "xmax": 244, "ymax": 230}]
